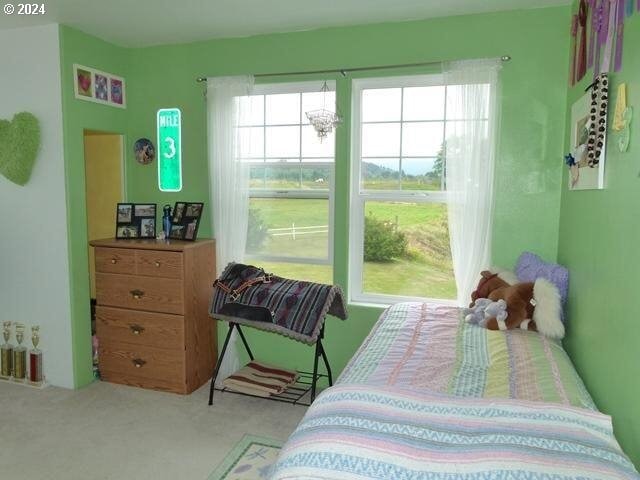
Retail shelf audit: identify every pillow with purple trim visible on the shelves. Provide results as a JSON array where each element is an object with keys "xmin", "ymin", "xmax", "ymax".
[{"xmin": 515, "ymin": 252, "xmax": 569, "ymax": 307}]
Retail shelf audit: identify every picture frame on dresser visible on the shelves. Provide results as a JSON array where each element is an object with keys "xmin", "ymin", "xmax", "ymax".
[
  {"xmin": 169, "ymin": 202, "xmax": 203, "ymax": 241},
  {"xmin": 115, "ymin": 203, "xmax": 157, "ymax": 239}
]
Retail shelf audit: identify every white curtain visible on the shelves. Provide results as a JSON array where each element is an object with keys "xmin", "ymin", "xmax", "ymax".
[
  {"xmin": 443, "ymin": 59, "xmax": 501, "ymax": 306},
  {"xmin": 207, "ymin": 75, "xmax": 254, "ymax": 385}
]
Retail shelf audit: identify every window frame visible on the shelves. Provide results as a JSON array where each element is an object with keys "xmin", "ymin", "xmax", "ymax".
[
  {"xmin": 349, "ymin": 74, "xmax": 456, "ymax": 307},
  {"xmin": 244, "ymin": 81, "xmax": 336, "ymax": 268}
]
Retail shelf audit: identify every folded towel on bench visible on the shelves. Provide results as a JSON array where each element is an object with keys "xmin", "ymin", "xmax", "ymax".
[{"xmin": 223, "ymin": 361, "xmax": 298, "ymax": 396}]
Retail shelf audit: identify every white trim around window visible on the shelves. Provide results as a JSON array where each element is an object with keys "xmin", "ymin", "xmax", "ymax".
[
  {"xmin": 348, "ymin": 75, "xmax": 457, "ymax": 307},
  {"xmin": 245, "ymin": 80, "xmax": 336, "ymax": 268}
]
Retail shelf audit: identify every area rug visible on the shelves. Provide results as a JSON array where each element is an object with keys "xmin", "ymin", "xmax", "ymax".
[{"xmin": 208, "ymin": 434, "xmax": 283, "ymax": 480}]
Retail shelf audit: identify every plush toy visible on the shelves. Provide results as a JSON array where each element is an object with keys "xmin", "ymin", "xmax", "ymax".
[
  {"xmin": 483, "ymin": 299, "xmax": 508, "ymax": 327},
  {"xmin": 465, "ymin": 297, "xmax": 508, "ymax": 328},
  {"xmin": 463, "ymin": 298, "xmax": 492, "ymax": 324},
  {"xmin": 468, "ymin": 270, "xmax": 564, "ymax": 339},
  {"xmin": 469, "ymin": 270, "xmax": 516, "ymax": 307},
  {"xmin": 484, "ymin": 282, "xmax": 536, "ymax": 332}
]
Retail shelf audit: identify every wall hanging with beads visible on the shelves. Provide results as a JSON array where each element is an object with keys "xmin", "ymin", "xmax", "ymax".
[{"xmin": 565, "ymin": 73, "xmax": 610, "ymax": 190}]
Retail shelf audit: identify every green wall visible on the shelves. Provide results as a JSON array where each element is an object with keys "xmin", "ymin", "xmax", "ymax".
[
  {"xmin": 121, "ymin": 6, "xmax": 571, "ymax": 381},
  {"xmin": 558, "ymin": 12, "xmax": 640, "ymax": 466},
  {"xmin": 56, "ymin": 3, "xmax": 640, "ymax": 466},
  {"xmin": 59, "ymin": 25, "xmax": 130, "ymax": 387},
  {"xmin": 60, "ymin": 7, "xmax": 572, "ymax": 392}
]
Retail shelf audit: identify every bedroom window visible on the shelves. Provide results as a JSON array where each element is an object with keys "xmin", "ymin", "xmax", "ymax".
[
  {"xmin": 242, "ymin": 82, "xmax": 335, "ymax": 284},
  {"xmin": 349, "ymin": 76, "xmax": 458, "ymax": 305}
]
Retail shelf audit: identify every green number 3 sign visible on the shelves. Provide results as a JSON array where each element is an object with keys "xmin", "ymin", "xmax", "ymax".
[{"xmin": 157, "ymin": 108, "xmax": 182, "ymax": 192}]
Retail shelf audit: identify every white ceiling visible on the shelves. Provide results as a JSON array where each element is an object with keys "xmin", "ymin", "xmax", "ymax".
[{"xmin": 0, "ymin": 0, "xmax": 571, "ymax": 47}]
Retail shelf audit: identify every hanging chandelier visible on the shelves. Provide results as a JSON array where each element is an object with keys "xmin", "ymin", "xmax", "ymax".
[{"xmin": 305, "ymin": 81, "xmax": 342, "ymax": 142}]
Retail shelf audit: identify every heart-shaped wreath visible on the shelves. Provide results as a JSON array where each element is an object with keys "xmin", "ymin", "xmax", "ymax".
[{"xmin": 0, "ymin": 112, "xmax": 40, "ymax": 186}]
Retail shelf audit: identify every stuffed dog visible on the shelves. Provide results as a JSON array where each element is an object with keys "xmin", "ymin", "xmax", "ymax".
[{"xmin": 468, "ymin": 270, "xmax": 564, "ymax": 339}]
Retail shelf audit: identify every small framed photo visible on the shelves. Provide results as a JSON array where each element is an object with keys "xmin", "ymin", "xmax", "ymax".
[
  {"xmin": 110, "ymin": 77, "xmax": 124, "ymax": 106},
  {"xmin": 75, "ymin": 67, "xmax": 93, "ymax": 98},
  {"xmin": 117, "ymin": 225, "xmax": 139, "ymax": 239},
  {"xmin": 95, "ymin": 73, "xmax": 108, "ymax": 101},
  {"xmin": 115, "ymin": 203, "xmax": 157, "ymax": 239},
  {"xmin": 117, "ymin": 204, "xmax": 132, "ymax": 223},
  {"xmin": 169, "ymin": 202, "xmax": 203, "ymax": 241}
]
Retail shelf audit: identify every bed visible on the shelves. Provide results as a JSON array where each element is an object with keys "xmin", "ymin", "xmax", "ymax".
[{"xmin": 269, "ymin": 303, "xmax": 639, "ymax": 479}]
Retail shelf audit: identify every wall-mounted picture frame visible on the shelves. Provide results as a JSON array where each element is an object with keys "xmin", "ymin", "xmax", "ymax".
[
  {"xmin": 568, "ymin": 92, "xmax": 607, "ymax": 191},
  {"xmin": 74, "ymin": 64, "xmax": 126, "ymax": 109},
  {"xmin": 169, "ymin": 202, "xmax": 203, "ymax": 241},
  {"xmin": 115, "ymin": 203, "xmax": 157, "ymax": 239}
]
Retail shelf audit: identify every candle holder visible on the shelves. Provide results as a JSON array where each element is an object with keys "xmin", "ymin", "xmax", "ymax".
[
  {"xmin": 1, "ymin": 321, "xmax": 13, "ymax": 380},
  {"xmin": 29, "ymin": 326, "xmax": 43, "ymax": 385},
  {"xmin": 13, "ymin": 323, "xmax": 26, "ymax": 382}
]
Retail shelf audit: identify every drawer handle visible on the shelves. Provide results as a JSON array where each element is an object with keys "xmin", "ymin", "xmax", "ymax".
[
  {"xmin": 132, "ymin": 358, "xmax": 147, "ymax": 368},
  {"xmin": 130, "ymin": 289, "xmax": 145, "ymax": 300},
  {"xmin": 129, "ymin": 324, "xmax": 145, "ymax": 335},
  {"xmin": 111, "ymin": 258, "xmax": 118, "ymax": 264},
  {"xmin": 154, "ymin": 261, "xmax": 161, "ymax": 268}
]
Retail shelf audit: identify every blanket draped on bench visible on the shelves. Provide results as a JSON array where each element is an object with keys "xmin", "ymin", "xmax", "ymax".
[{"xmin": 209, "ymin": 263, "xmax": 347, "ymax": 344}]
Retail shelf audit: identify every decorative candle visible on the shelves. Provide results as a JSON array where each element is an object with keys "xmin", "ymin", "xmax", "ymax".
[
  {"xmin": 13, "ymin": 323, "xmax": 26, "ymax": 381},
  {"xmin": 29, "ymin": 326, "xmax": 43, "ymax": 384},
  {"xmin": 1, "ymin": 321, "xmax": 13, "ymax": 379}
]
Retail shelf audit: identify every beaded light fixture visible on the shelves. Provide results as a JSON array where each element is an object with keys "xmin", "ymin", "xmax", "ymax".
[{"xmin": 305, "ymin": 81, "xmax": 342, "ymax": 142}]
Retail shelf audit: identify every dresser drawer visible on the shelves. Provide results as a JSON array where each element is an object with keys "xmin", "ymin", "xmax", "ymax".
[
  {"xmin": 95, "ymin": 247, "xmax": 136, "ymax": 275},
  {"xmin": 136, "ymin": 250, "xmax": 183, "ymax": 279},
  {"xmin": 95, "ymin": 273, "xmax": 184, "ymax": 315},
  {"xmin": 99, "ymin": 342, "xmax": 185, "ymax": 391},
  {"xmin": 96, "ymin": 306, "xmax": 184, "ymax": 350}
]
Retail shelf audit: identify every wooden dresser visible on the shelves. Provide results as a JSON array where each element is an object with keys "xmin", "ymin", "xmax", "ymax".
[{"xmin": 90, "ymin": 238, "xmax": 217, "ymax": 394}]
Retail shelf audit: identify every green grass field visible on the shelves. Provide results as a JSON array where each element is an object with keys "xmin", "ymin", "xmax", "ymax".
[{"xmin": 248, "ymin": 194, "xmax": 457, "ymax": 300}]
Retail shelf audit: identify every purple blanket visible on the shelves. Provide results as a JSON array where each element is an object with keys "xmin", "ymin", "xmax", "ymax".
[{"xmin": 209, "ymin": 263, "xmax": 347, "ymax": 344}]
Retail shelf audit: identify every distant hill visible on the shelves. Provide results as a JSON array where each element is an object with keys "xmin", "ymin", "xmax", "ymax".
[
  {"xmin": 363, "ymin": 160, "xmax": 438, "ymax": 178},
  {"xmin": 363, "ymin": 161, "xmax": 397, "ymax": 179}
]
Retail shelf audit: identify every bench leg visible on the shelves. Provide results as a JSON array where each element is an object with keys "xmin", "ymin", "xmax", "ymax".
[
  {"xmin": 319, "ymin": 340, "xmax": 333, "ymax": 386},
  {"xmin": 310, "ymin": 338, "xmax": 321, "ymax": 402},
  {"xmin": 208, "ymin": 323, "xmax": 236, "ymax": 406},
  {"xmin": 235, "ymin": 325, "xmax": 254, "ymax": 361}
]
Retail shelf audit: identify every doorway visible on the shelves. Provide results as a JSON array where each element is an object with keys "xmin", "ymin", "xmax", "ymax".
[{"xmin": 83, "ymin": 130, "xmax": 124, "ymax": 357}]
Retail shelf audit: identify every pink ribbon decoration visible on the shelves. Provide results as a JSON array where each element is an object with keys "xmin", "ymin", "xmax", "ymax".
[
  {"xmin": 570, "ymin": 14, "xmax": 579, "ymax": 85},
  {"xmin": 614, "ymin": 0, "xmax": 625, "ymax": 71},
  {"xmin": 576, "ymin": 0, "xmax": 589, "ymax": 82},
  {"xmin": 600, "ymin": 0, "xmax": 617, "ymax": 73},
  {"xmin": 593, "ymin": 0, "xmax": 607, "ymax": 77},
  {"xmin": 588, "ymin": 0, "xmax": 598, "ymax": 67},
  {"xmin": 599, "ymin": 0, "xmax": 610, "ymax": 45}
]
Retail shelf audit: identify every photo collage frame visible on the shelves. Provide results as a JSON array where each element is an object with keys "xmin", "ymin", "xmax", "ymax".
[
  {"xmin": 115, "ymin": 204, "xmax": 157, "ymax": 239},
  {"xmin": 74, "ymin": 64, "xmax": 126, "ymax": 108},
  {"xmin": 169, "ymin": 202, "xmax": 203, "ymax": 241}
]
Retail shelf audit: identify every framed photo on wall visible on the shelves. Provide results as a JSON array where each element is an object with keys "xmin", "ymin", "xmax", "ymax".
[
  {"xmin": 115, "ymin": 203, "xmax": 157, "ymax": 239},
  {"xmin": 169, "ymin": 202, "xmax": 203, "ymax": 241},
  {"xmin": 568, "ymin": 92, "xmax": 607, "ymax": 190},
  {"xmin": 74, "ymin": 64, "xmax": 126, "ymax": 108}
]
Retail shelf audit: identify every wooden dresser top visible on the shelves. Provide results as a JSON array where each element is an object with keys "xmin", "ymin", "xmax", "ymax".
[{"xmin": 90, "ymin": 238, "xmax": 215, "ymax": 252}]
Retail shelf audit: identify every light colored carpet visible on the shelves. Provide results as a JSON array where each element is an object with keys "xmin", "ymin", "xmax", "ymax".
[
  {"xmin": 208, "ymin": 434, "xmax": 283, "ymax": 480},
  {"xmin": 0, "ymin": 380, "xmax": 306, "ymax": 480}
]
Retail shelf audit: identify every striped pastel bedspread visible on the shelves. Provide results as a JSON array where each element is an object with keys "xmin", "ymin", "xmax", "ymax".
[
  {"xmin": 270, "ymin": 384, "xmax": 639, "ymax": 479},
  {"xmin": 339, "ymin": 302, "xmax": 596, "ymax": 409}
]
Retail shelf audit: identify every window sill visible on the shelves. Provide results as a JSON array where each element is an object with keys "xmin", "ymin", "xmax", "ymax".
[
  {"xmin": 349, "ymin": 297, "xmax": 458, "ymax": 310},
  {"xmin": 348, "ymin": 300, "xmax": 391, "ymax": 310}
]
